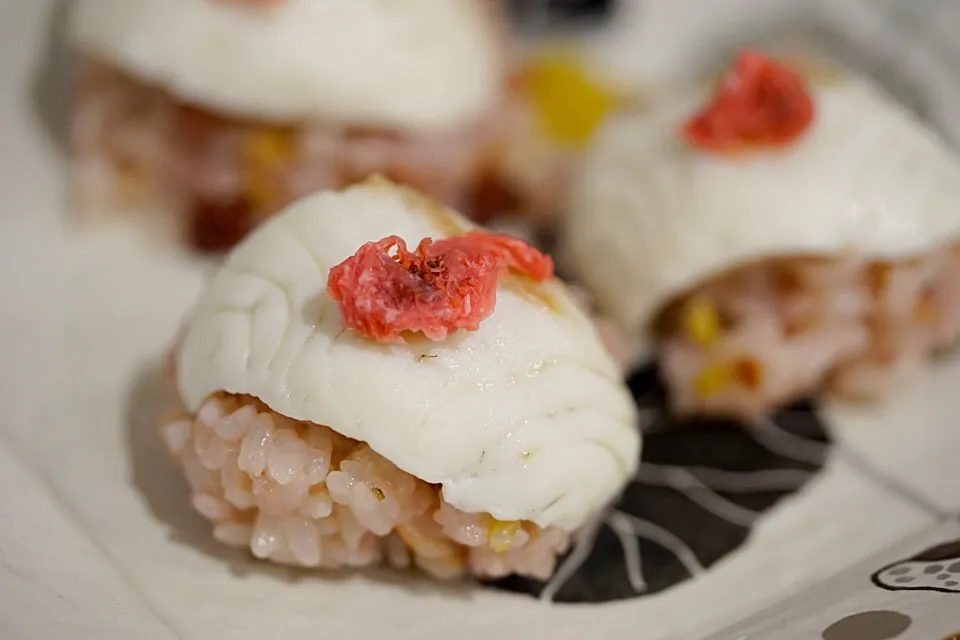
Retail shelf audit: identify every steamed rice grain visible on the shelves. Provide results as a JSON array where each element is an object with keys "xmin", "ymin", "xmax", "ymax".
[
  {"xmin": 160, "ymin": 393, "xmax": 570, "ymax": 580},
  {"xmin": 658, "ymin": 244, "xmax": 960, "ymax": 419},
  {"xmin": 71, "ymin": 59, "xmax": 527, "ymax": 251}
]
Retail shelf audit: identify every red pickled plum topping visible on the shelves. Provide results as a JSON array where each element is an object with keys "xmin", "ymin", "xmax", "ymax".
[
  {"xmin": 682, "ymin": 50, "xmax": 815, "ymax": 154},
  {"xmin": 327, "ymin": 231, "xmax": 555, "ymax": 343}
]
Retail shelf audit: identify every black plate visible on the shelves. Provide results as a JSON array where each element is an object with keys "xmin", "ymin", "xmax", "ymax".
[{"xmin": 504, "ymin": 0, "xmax": 619, "ymax": 31}]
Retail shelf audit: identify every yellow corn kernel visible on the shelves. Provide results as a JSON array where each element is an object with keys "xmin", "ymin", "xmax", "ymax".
[
  {"xmin": 371, "ymin": 487, "xmax": 385, "ymax": 501},
  {"xmin": 694, "ymin": 363, "xmax": 728, "ymax": 398},
  {"xmin": 683, "ymin": 300, "xmax": 721, "ymax": 347},
  {"xmin": 242, "ymin": 129, "xmax": 293, "ymax": 211},
  {"xmin": 522, "ymin": 50, "xmax": 618, "ymax": 149},
  {"xmin": 487, "ymin": 520, "xmax": 521, "ymax": 553},
  {"xmin": 243, "ymin": 129, "xmax": 293, "ymax": 168},
  {"xmin": 244, "ymin": 173, "xmax": 277, "ymax": 211}
]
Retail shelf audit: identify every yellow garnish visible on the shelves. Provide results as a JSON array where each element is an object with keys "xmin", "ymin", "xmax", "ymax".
[
  {"xmin": 371, "ymin": 487, "xmax": 385, "ymax": 501},
  {"xmin": 245, "ymin": 174, "xmax": 277, "ymax": 211},
  {"xmin": 487, "ymin": 520, "xmax": 521, "ymax": 553},
  {"xmin": 522, "ymin": 50, "xmax": 618, "ymax": 149},
  {"xmin": 694, "ymin": 363, "xmax": 728, "ymax": 398},
  {"xmin": 242, "ymin": 129, "xmax": 294, "ymax": 210},
  {"xmin": 683, "ymin": 300, "xmax": 721, "ymax": 347},
  {"xmin": 243, "ymin": 129, "xmax": 293, "ymax": 167}
]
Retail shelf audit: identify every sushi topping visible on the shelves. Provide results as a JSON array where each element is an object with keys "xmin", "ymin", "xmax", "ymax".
[
  {"xmin": 327, "ymin": 231, "xmax": 554, "ymax": 343},
  {"xmin": 682, "ymin": 50, "xmax": 815, "ymax": 153}
]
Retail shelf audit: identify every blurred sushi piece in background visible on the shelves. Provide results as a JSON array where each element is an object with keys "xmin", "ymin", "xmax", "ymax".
[
  {"xmin": 561, "ymin": 49, "xmax": 960, "ymax": 421},
  {"xmin": 496, "ymin": 0, "xmax": 807, "ymax": 231},
  {"xmin": 68, "ymin": 0, "xmax": 527, "ymax": 252},
  {"xmin": 492, "ymin": 0, "xmax": 629, "ymax": 231}
]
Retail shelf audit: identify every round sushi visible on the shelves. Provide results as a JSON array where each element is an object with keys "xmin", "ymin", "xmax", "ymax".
[
  {"xmin": 561, "ymin": 50, "xmax": 960, "ymax": 420},
  {"xmin": 161, "ymin": 177, "xmax": 640, "ymax": 579},
  {"xmin": 69, "ymin": 0, "xmax": 522, "ymax": 252}
]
